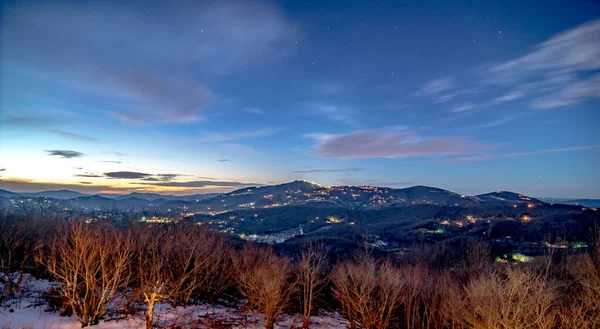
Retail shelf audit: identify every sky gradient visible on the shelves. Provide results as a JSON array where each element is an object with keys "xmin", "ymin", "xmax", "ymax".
[{"xmin": 1, "ymin": 0, "xmax": 599, "ymax": 198}]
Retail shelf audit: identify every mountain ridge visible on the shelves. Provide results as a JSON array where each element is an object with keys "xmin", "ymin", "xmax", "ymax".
[{"xmin": 0, "ymin": 181, "xmax": 556, "ymax": 212}]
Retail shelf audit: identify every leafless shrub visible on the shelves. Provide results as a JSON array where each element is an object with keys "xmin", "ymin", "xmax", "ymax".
[
  {"xmin": 35, "ymin": 221, "xmax": 133, "ymax": 327},
  {"xmin": 296, "ymin": 241, "xmax": 329, "ymax": 328},
  {"xmin": 166, "ymin": 224, "xmax": 232, "ymax": 306},
  {"xmin": 0, "ymin": 218, "xmax": 32, "ymax": 301},
  {"xmin": 232, "ymin": 244, "xmax": 294, "ymax": 329},
  {"xmin": 332, "ymin": 252, "xmax": 403, "ymax": 329},
  {"xmin": 558, "ymin": 232, "xmax": 600, "ymax": 329},
  {"xmin": 462, "ymin": 266, "xmax": 557, "ymax": 329},
  {"xmin": 134, "ymin": 226, "xmax": 170, "ymax": 329}
]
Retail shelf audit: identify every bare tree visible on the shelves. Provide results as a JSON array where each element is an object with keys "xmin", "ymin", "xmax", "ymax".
[
  {"xmin": 0, "ymin": 218, "xmax": 32, "ymax": 301},
  {"xmin": 232, "ymin": 244, "xmax": 294, "ymax": 329},
  {"xmin": 296, "ymin": 241, "xmax": 329, "ymax": 329},
  {"xmin": 462, "ymin": 266, "xmax": 557, "ymax": 329},
  {"xmin": 167, "ymin": 224, "xmax": 231, "ymax": 306},
  {"xmin": 134, "ymin": 226, "xmax": 170, "ymax": 329},
  {"xmin": 559, "ymin": 231, "xmax": 600, "ymax": 329},
  {"xmin": 36, "ymin": 222, "xmax": 133, "ymax": 327},
  {"xmin": 332, "ymin": 252, "xmax": 403, "ymax": 329}
]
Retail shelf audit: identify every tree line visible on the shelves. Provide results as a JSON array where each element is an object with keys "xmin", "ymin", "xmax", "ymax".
[{"xmin": 1, "ymin": 215, "xmax": 599, "ymax": 329}]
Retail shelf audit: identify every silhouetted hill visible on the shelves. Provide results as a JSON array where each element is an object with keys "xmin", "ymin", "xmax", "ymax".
[
  {"xmin": 0, "ymin": 182, "xmax": 570, "ymax": 213},
  {"xmin": 475, "ymin": 191, "xmax": 545, "ymax": 205},
  {"xmin": 21, "ymin": 190, "xmax": 89, "ymax": 200},
  {"xmin": 0, "ymin": 189, "xmax": 18, "ymax": 198},
  {"xmin": 541, "ymin": 198, "xmax": 600, "ymax": 208}
]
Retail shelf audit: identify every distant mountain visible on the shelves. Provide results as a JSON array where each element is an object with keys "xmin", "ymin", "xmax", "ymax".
[
  {"xmin": 187, "ymin": 181, "xmax": 490, "ymax": 213},
  {"xmin": 475, "ymin": 191, "xmax": 545, "ymax": 205},
  {"xmin": 541, "ymin": 198, "xmax": 600, "ymax": 208},
  {"xmin": 0, "ymin": 182, "xmax": 556, "ymax": 213},
  {"xmin": 21, "ymin": 190, "xmax": 89, "ymax": 200},
  {"xmin": 103, "ymin": 192, "xmax": 221, "ymax": 202},
  {"xmin": 0, "ymin": 189, "xmax": 18, "ymax": 198}
]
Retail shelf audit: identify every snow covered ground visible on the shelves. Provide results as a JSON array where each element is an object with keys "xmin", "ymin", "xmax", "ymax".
[{"xmin": 0, "ymin": 274, "xmax": 349, "ymax": 329}]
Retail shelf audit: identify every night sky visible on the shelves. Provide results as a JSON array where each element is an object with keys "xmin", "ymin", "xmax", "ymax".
[{"xmin": 1, "ymin": 0, "xmax": 599, "ymax": 198}]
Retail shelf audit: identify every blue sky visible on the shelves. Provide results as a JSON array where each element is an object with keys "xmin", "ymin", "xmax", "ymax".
[{"xmin": 1, "ymin": 0, "xmax": 599, "ymax": 198}]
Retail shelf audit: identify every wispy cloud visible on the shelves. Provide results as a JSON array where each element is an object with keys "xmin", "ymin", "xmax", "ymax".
[
  {"xmin": 488, "ymin": 90, "xmax": 527, "ymax": 106},
  {"xmin": 217, "ymin": 159, "xmax": 230, "ymax": 162},
  {"xmin": 46, "ymin": 150, "xmax": 84, "ymax": 158},
  {"xmin": 471, "ymin": 114, "xmax": 524, "ymax": 129},
  {"xmin": 490, "ymin": 19, "xmax": 600, "ymax": 109},
  {"xmin": 2, "ymin": 116, "xmax": 97, "ymax": 142},
  {"xmin": 418, "ymin": 19, "xmax": 600, "ymax": 112},
  {"xmin": 530, "ymin": 73, "xmax": 600, "ymax": 110},
  {"xmin": 199, "ymin": 129, "xmax": 280, "ymax": 142},
  {"xmin": 135, "ymin": 180, "xmax": 259, "ymax": 188},
  {"xmin": 3, "ymin": 1, "xmax": 298, "ymax": 124},
  {"xmin": 139, "ymin": 174, "xmax": 183, "ymax": 182},
  {"xmin": 307, "ymin": 129, "xmax": 491, "ymax": 159},
  {"xmin": 293, "ymin": 167, "xmax": 365, "ymax": 173},
  {"xmin": 307, "ymin": 102, "xmax": 356, "ymax": 125},
  {"xmin": 243, "ymin": 107, "xmax": 265, "ymax": 115},
  {"xmin": 438, "ymin": 145, "xmax": 600, "ymax": 163},
  {"xmin": 104, "ymin": 171, "xmax": 151, "ymax": 179},
  {"xmin": 414, "ymin": 77, "xmax": 456, "ymax": 97},
  {"xmin": 44, "ymin": 128, "xmax": 98, "ymax": 142},
  {"xmin": 450, "ymin": 103, "xmax": 476, "ymax": 113},
  {"xmin": 74, "ymin": 173, "xmax": 103, "ymax": 178},
  {"xmin": 315, "ymin": 81, "xmax": 345, "ymax": 95}
]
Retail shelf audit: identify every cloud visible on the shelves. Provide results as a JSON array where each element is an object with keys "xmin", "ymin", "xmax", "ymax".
[
  {"xmin": 450, "ymin": 103, "xmax": 476, "ymax": 113},
  {"xmin": 415, "ymin": 77, "xmax": 456, "ymax": 96},
  {"xmin": 74, "ymin": 173, "xmax": 103, "ymax": 178},
  {"xmin": 308, "ymin": 129, "xmax": 490, "ymax": 159},
  {"xmin": 98, "ymin": 160, "xmax": 124, "ymax": 164},
  {"xmin": 199, "ymin": 129, "xmax": 279, "ymax": 142},
  {"xmin": 217, "ymin": 159, "xmax": 230, "ymax": 162},
  {"xmin": 139, "ymin": 174, "xmax": 182, "ymax": 182},
  {"xmin": 489, "ymin": 19, "xmax": 600, "ymax": 109},
  {"xmin": 438, "ymin": 145, "xmax": 600, "ymax": 163},
  {"xmin": 2, "ymin": 116, "xmax": 96, "ymax": 142},
  {"xmin": 79, "ymin": 181, "xmax": 93, "ymax": 184},
  {"xmin": 0, "ymin": 168, "xmax": 5, "ymax": 172},
  {"xmin": 488, "ymin": 90, "xmax": 527, "ymax": 106},
  {"xmin": 294, "ymin": 168, "xmax": 365, "ymax": 173},
  {"xmin": 104, "ymin": 171, "xmax": 186, "ymax": 181},
  {"xmin": 3, "ymin": 0, "xmax": 298, "ymax": 124},
  {"xmin": 104, "ymin": 171, "xmax": 151, "ymax": 179},
  {"xmin": 315, "ymin": 82, "xmax": 345, "ymax": 95},
  {"xmin": 308, "ymin": 103, "xmax": 356, "ymax": 125},
  {"xmin": 222, "ymin": 143, "xmax": 258, "ymax": 154},
  {"xmin": 46, "ymin": 150, "xmax": 85, "ymax": 158},
  {"xmin": 491, "ymin": 20, "xmax": 600, "ymax": 77},
  {"xmin": 44, "ymin": 128, "xmax": 98, "ymax": 142},
  {"xmin": 472, "ymin": 115, "xmax": 523, "ymax": 129},
  {"xmin": 0, "ymin": 178, "xmax": 141, "ymax": 194},
  {"xmin": 530, "ymin": 73, "xmax": 600, "ymax": 109},
  {"xmin": 135, "ymin": 180, "xmax": 258, "ymax": 188},
  {"xmin": 243, "ymin": 107, "xmax": 265, "ymax": 115}
]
